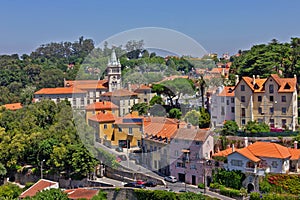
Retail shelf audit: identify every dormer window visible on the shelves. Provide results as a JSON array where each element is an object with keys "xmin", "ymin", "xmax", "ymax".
[
  {"xmin": 269, "ymin": 84, "xmax": 274, "ymax": 93},
  {"xmin": 241, "ymin": 85, "xmax": 245, "ymax": 91},
  {"xmin": 254, "ymin": 84, "xmax": 259, "ymax": 90},
  {"xmin": 284, "ymin": 83, "xmax": 291, "ymax": 90}
]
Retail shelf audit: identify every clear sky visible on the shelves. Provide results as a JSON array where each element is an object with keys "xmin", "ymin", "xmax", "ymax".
[{"xmin": 1, "ymin": 0, "xmax": 299, "ymax": 56}]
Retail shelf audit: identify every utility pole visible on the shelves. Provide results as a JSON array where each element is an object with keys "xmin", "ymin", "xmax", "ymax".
[{"xmin": 41, "ymin": 159, "xmax": 45, "ymax": 179}]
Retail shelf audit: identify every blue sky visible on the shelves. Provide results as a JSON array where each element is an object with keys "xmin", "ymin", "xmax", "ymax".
[{"xmin": 1, "ymin": 0, "xmax": 299, "ymax": 56}]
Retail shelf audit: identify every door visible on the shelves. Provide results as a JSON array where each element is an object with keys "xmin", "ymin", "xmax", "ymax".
[
  {"xmin": 192, "ymin": 175, "xmax": 196, "ymax": 185},
  {"xmin": 178, "ymin": 173, "xmax": 185, "ymax": 182}
]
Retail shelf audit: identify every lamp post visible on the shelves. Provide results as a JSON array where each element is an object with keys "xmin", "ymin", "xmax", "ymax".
[
  {"xmin": 203, "ymin": 160, "xmax": 206, "ymax": 194},
  {"xmin": 41, "ymin": 159, "xmax": 45, "ymax": 179}
]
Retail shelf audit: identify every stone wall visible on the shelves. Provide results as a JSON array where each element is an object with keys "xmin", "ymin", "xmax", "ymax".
[{"xmin": 101, "ymin": 188, "xmax": 138, "ymax": 200}]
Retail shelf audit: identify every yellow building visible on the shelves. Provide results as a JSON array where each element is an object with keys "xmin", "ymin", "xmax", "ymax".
[
  {"xmin": 85, "ymin": 101, "xmax": 119, "ymax": 123},
  {"xmin": 88, "ymin": 111, "xmax": 143, "ymax": 148},
  {"xmin": 235, "ymin": 74, "xmax": 298, "ymax": 130}
]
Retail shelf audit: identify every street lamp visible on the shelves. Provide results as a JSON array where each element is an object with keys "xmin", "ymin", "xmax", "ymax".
[{"xmin": 41, "ymin": 159, "xmax": 45, "ymax": 179}]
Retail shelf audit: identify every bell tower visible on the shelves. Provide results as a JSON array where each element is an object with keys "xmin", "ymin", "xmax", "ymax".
[{"xmin": 107, "ymin": 49, "xmax": 122, "ymax": 92}]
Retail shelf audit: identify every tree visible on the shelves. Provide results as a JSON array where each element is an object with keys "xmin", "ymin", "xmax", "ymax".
[
  {"xmin": 168, "ymin": 108, "xmax": 182, "ymax": 119},
  {"xmin": 0, "ymin": 183, "xmax": 22, "ymax": 199},
  {"xmin": 221, "ymin": 120, "xmax": 239, "ymax": 136},
  {"xmin": 184, "ymin": 110, "xmax": 200, "ymax": 126},
  {"xmin": 26, "ymin": 188, "xmax": 69, "ymax": 200},
  {"xmin": 198, "ymin": 107, "xmax": 210, "ymax": 128},
  {"xmin": 91, "ymin": 190, "xmax": 107, "ymax": 200},
  {"xmin": 244, "ymin": 121, "xmax": 270, "ymax": 134},
  {"xmin": 149, "ymin": 95, "xmax": 164, "ymax": 106},
  {"xmin": 131, "ymin": 103, "xmax": 149, "ymax": 115}
]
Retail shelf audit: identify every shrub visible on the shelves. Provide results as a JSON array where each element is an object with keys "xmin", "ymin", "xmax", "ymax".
[
  {"xmin": 219, "ymin": 187, "xmax": 241, "ymax": 198},
  {"xmin": 250, "ymin": 192, "xmax": 261, "ymax": 200},
  {"xmin": 198, "ymin": 183, "xmax": 205, "ymax": 189}
]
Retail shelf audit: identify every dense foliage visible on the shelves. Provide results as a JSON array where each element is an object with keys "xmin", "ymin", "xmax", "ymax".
[
  {"xmin": 0, "ymin": 100, "xmax": 98, "ymax": 179},
  {"xmin": 221, "ymin": 120, "xmax": 239, "ymax": 136},
  {"xmin": 244, "ymin": 121, "xmax": 270, "ymax": 134},
  {"xmin": 0, "ymin": 182, "xmax": 22, "ymax": 199},
  {"xmin": 212, "ymin": 169, "xmax": 245, "ymax": 190}
]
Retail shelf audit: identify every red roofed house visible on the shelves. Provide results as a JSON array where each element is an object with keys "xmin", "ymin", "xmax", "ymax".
[
  {"xmin": 210, "ymin": 86, "xmax": 235, "ymax": 129},
  {"xmin": 235, "ymin": 74, "xmax": 298, "ymax": 130},
  {"xmin": 65, "ymin": 188, "xmax": 99, "ymax": 200},
  {"xmin": 129, "ymin": 83, "xmax": 156, "ymax": 104},
  {"xmin": 169, "ymin": 128, "xmax": 214, "ymax": 186},
  {"xmin": 85, "ymin": 101, "xmax": 119, "ymax": 122},
  {"xmin": 88, "ymin": 111, "xmax": 143, "ymax": 148},
  {"xmin": 227, "ymin": 141, "xmax": 300, "ymax": 174},
  {"xmin": 142, "ymin": 117, "xmax": 184, "ymax": 175},
  {"xmin": 3, "ymin": 102, "xmax": 22, "ymax": 111},
  {"xmin": 19, "ymin": 179, "xmax": 59, "ymax": 199}
]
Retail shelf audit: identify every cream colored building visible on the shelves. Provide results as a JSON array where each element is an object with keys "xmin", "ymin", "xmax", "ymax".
[{"xmin": 235, "ymin": 74, "xmax": 297, "ymax": 131}]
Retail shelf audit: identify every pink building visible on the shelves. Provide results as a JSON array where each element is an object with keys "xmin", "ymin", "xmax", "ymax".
[{"xmin": 169, "ymin": 128, "xmax": 214, "ymax": 185}]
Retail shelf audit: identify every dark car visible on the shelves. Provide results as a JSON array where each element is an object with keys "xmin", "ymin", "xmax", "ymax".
[
  {"xmin": 124, "ymin": 182, "xmax": 145, "ymax": 189},
  {"xmin": 115, "ymin": 147, "xmax": 123, "ymax": 152},
  {"xmin": 179, "ymin": 189, "xmax": 189, "ymax": 193},
  {"xmin": 143, "ymin": 181, "xmax": 157, "ymax": 187}
]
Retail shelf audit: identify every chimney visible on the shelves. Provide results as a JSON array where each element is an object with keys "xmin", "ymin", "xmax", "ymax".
[
  {"xmin": 128, "ymin": 82, "xmax": 132, "ymax": 92},
  {"xmin": 244, "ymin": 137, "xmax": 248, "ymax": 147},
  {"xmin": 253, "ymin": 75, "xmax": 256, "ymax": 85},
  {"xmin": 235, "ymin": 75, "xmax": 239, "ymax": 85},
  {"xmin": 232, "ymin": 144, "xmax": 235, "ymax": 152},
  {"xmin": 294, "ymin": 141, "xmax": 298, "ymax": 149},
  {"xmin": 256, "ymin": 75, "xmax": 260, "ymax": 79}
]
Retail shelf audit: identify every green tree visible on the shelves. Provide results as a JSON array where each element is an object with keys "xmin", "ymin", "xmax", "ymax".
[
  {"xmin": 91, "ymin": 190, "xmax": 107, "ymax": 200},
  {"xmin": 244, "ymin": 121, "xmax": 270, "ymax": 134},
  {"xmin": 131, "ymin": 103, "xmax": 149, "ymax": 115},
  {"xmin": 198, "ymin": 107, "xmax": 210, "ymax": 128},
  {"xmin": 184, "ymin": 110, "xmax": 200, "ymax": 126},
  {"xmin": 149, "ymin": 95, "xmax": 164, "ymax": 106},
  {"xmin": 221, "ymin": 120, "xmax": 239, "ymax": 136},
  {"xmin": 0, "ymin": 182, "xmax": 22, "ymax": 199},
  {"xmin": 168, "ymin": 108, "xmax": 182, "ymax": 119},
  {"xmin": 25, "ymin": 188, "xmax": 68, "ymax": 200}
]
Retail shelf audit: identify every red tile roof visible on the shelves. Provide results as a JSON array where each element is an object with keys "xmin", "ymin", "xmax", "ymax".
[
  {"xmin": 171, "ymin": 128, "xmax": 212, "ymax": 142},
  {"xmin": 34, "ymin": 87, "xmax": 86, "ymax": 95},
  {"xmin": 85, "ymin": 101, "xmax": 118, "ymax": 111},
  {"xmin": 239, "ymin": 74, "xmax": 297, "ymax": 93},
  {"xmin": 3, "ymin": 103, "xmax": 22, "ymax": 110},
  {"xmin": 288, "ymin": 148, "xmax": 300, "ymax": 160},
  {"xmin": 65, "ymin": 80, "xmax": 108, "ymax": 90},
  {"xmin": 88, "ymin": 112, "xmax": 116, "ymax": 123},
  {"xmin": 212, "ymin": 148, "xmax": 235, "ymax": 157},
  {"xmin": 144, "ymin": 117, "xmax": 180, "ymax": 139},
  {"xmin": 65, "ymin": 188, "xmax": 99, "ymax": 200},
  {"xmin": 101, "ymin": 89, "xmax": 138, "ymax": 97},
  {"xmin": 218, "ymin": 86, "xmax": 234, "ymax": 97},
  {"xmin": 19, "ymin": 179, "xmax": 59, "ymax": 198},
  {"xmin": 131, "ymin": 84, "xmax": 152, "ymax": 91}
]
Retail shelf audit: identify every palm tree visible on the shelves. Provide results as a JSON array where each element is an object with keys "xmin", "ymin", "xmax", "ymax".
[{"xmin": 194, "ymin": 75, "xmax": 207, "ymax": 108}]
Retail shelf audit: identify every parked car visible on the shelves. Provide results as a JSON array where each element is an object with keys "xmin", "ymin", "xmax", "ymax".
[
  {"xmin": 179, "ymin": 189, "xmax": 189, "ymax": 193},
  {"xmin": 129, "ymin": 153, "xmax": 139, "ymax": 161},
  {"xmin": 117, "ymin": 155, "xmax": 127, "ymax": 161},
  {"xmin": 124, "ymin": 182, "xmax": 145, "ymax": 188},
  {"xmin": 164, "ymin": 176, "xmax": 177, "ymax": 183},
  {"xmin": 136, "ymin": 180, "xmax": 146, "ymax": 185},
  {"xmin": 143, "ymin": 181, "xmax": 157, "ymax": 187},
  {"xmin": 115, "ymin": 147, "xmax": 123, "ymax": 152}
]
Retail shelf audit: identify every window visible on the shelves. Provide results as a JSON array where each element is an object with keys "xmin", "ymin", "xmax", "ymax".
[
  {"xmin": 282, "ymin": 96, "xmax": 286, "ymax": 102},
  {"xmin": 174, "ymin": 139, "xmax": 178, "ymax": 143},
  {"xmin": 269, "ymin": 84, "xmax": 274, "ymax": 93},
  {"xmin": 195, "ymin": 141, "xmax": 200, "ymax": 146},
  {"xmin": 175, "ymin": 150, "xmax": 179, "ymax": 156},
  {"xmin": 221, "ymin": 106, "xmax": 225, "ymax": 115},
  {"xmin": 258, "ymin": 96, "xmax": 262, "ymax": 102},
  {"xmin": 258, "ymin": 107, "xmax": 262, "ymax": 114},
  {"xmin": 270, "ymin": 107, "xmax": 274, "ymax": 114},
  {"xmin": 190, "ymin": 164, "xmax": 196, "ymax": 170},
  {"xmin": 231, "ymin": 107, "xmax": 235, "ymax": 113},
  {"xmin": 104, "ymin": 124, "xmax": 107, "ymax": 129},
  {"xmin": 241, "ymin": 108, "xmax": 246, "ymax": 117},
  {"xmin": 282, "ymin": 119, "xmax": 287, "ymax": 127},
  {"xmin": 231, "ymin": 97, "xmax": 234, "ymax": 103},
  {"xmin": 72, "ymin": 98, "xmax": 76, "ymax": 106},
  {"xmin": 271, "ymin": 161, "xmax": 278, "ymax": 168},
  {"xmin": 118, "ymin": 127, "xmax": 122, "ymax": 132},
  {"xmin": 144, "ymin": 98, "xmax": 147, "ymax": 102},
  {"xmin": 226, "ymin": 99, "xmax": 229, "ymax": 105},
  {"xmin": 177, "ymin": 162, "xmax": 185, "ymax": 168},
  {"xmin": 221, "ymin": 97, "xmax": 224, "ymax": 103},
  {"xmin": 269, "ymin": 96, "xmax": 274, "ymax": 102},
  {"xmin": 195, "ymin": 153, "xmax": 200, "ymax": 159},
  {"xmin": 230, "ymin": 159, "xmax": 243, "ymax": 167},
  {"xmin": 129, "ymin": 127, "xmax": 133, "ymax": 134},
  {"xmin": 80, "ymin": 97, "xmax": 85, "ymax": 105},
  {"xmin": 241, "ymin": 96, "xmax": 245, "ymax": 102},
  {"xmin": 282, "ymin": 107, "xmax": 287, "ymax": 114},
  {"xmin": 154, "ymin": 160, "xmax": 157, "ymax": 169},
  {"xmin": 242, "ymin": 119, "xmax": 246, "ymax": 125},
  {"xmin": 241, "ymin": 85, "xmax": 245, "ymax": 91},
  {"xmin": 139, "ymin": 127, "xmax": 143, "ymax": 132}
]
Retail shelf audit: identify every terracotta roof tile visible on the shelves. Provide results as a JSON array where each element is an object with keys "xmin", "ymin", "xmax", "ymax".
[
  {"xmin": 218, "ymin": 86, "xmax": 234, "ymax": 97},
  {"xmin": 65, "ymin": 80, "xmax": 108, "ymax": 90},
  {"xmin": 212, "ymin": 148, "xmax": 235, "ymax": 157},
  {"xmin": 19, "ymin": 179, "xmax": 58, "ymax": 198},
  {"xmin": 247, "ymin": 142, "xmax": 291, "ymax": 159},
  {"xmin": 144, "ymin": 117, "xmax": 179, "ymax": 140},
  {"xmin": 85, "ymin": 101, "xmax": 118, "ymax": 110},
  {"xmin": 65, "ymin": 188, "xmax": 99, "ymax": 200},
  {"xmin": 88, "ymin": 112, "xmax": 116, "ymax": 123},
  {"xmin": 171, "ymin": 128, "xmax": 212, "ymax": 142},
  {"xmin": 3, "ymin": 103, "xmax": 22, "ymax": 110},
  {"xmin": 101, "ymin": 89, "xmax": 138, "ymax": 97},
  {"xmin": 34, "ymin": 87, "xmax": 86, "ymax": 95},
  {"xmin": 288, "ymin": 148, "xmax": 300, "ymax": 160},
  {"xmin": 236, "ymin": 148, "xmax": 260, "ymax": 162}
]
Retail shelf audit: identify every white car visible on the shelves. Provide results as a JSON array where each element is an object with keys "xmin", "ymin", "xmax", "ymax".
[{"xmin": 164, "ymin": 176, "xmax": 177, "ymax": 183}]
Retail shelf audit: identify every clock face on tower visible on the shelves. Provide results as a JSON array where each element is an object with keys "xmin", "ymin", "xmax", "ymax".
[{"xmin": 112, "ymin": 76, "xmax": 116, "ymax": 80}]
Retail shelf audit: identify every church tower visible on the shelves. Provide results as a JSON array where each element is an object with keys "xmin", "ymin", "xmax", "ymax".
[{"xmin": 107, "ymin": 49, "xmax": 122, "ymax": 92}]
